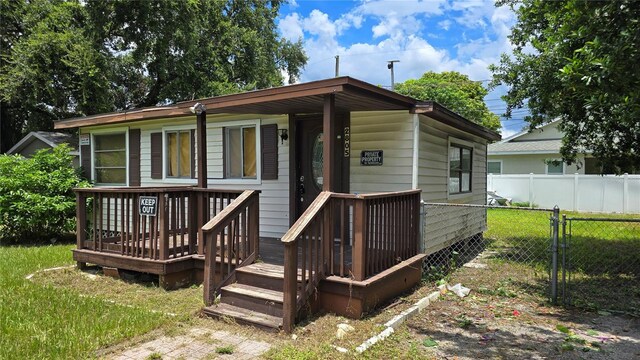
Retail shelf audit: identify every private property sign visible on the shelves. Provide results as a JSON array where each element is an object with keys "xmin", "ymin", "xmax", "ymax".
[
  {"xmin": 139, "ymin": 196, "xmax": 158, "ymax": 217},
  {"xmin": 360, "ymin": 150, "xmax": 383, "ymax": 166}
]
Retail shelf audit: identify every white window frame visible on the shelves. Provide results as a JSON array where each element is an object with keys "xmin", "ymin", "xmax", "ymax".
[
  {"xmin": 90, "ymin": 127, "xmax": 129, "ymax": 186},
  {"xmin": 162, "ymin": 125, "xmax": 197, "ymax": 183},
  {"xmin": 207, "ymin": 119, "xmax": 261, "ymax": 185},
  {"xmin": 545, "ymin": 159, "xmax": 565, "ymax": 175},
  {"xmin": 487, "ymin": 160, "xmax": 503, "ymax": 175},
  {"xmin": 447, "ymin": 137, "xmax": 474, "ymax": 199}
]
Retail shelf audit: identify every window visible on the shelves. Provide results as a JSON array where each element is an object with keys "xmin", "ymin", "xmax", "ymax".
[
  {"xmin": 449, "ymin": 144, "xmax": 472, "ymax": 194},
  {"xmin": 225, "ymin": 126, "xmax": 257, "ymax": 178},
  {"xmin": 166, "ymin": 130, "xmax": 191, "ymax": 178},
  {"xmin": 546, "ymin": 160, "xmax": 564, "ymax": 174},
  {"xmin": 487, "ymin": 161, "xmax": 502, "ymax": 174},
  {"xmin": 93, "ymin": 133, "xmax": 126, "ymax": 184}
]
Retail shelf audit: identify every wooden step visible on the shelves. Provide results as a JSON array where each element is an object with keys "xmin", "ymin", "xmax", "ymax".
[
  {"xmin": 203, "ymin": 303, "xmax": 282, "ymax": 331},
  {"xmin": 236, "ymin": 263, "xmax": 316, "ymax": 291},
  {"xmin": 220, "ymin": 283, "xmax": 284, "ymax": 317}
]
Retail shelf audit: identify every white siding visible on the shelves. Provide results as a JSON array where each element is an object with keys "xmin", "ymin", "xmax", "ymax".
[
  {"xmin": 87, "ymin": 115, "xmax": 290, "ymax": 239},
  {"xmin": 418, "ymin": 115, "xmax": 489, "ymax": 255},
  {"xmin": 349, "ymin": 111, "xmax": 414, "ymax": 193}
]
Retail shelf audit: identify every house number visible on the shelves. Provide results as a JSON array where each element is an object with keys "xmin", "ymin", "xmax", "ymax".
[{"xmin": 343, "ymin": 126, "xmax": 350, "ymax": 157}]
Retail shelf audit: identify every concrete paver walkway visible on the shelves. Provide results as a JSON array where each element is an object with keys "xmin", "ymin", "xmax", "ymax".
[{"xmin": 111, "ymin": 328, "xmax": 272, "ymax": 360}]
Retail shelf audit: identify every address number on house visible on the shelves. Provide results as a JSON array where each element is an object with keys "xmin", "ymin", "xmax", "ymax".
[
  {"xmin": 360, "ymin": 150, "xmax": 383, "ymax": 166},
  {"xmin": 139, "ymin": 196, "xmax": 158, "ymax": 217}
]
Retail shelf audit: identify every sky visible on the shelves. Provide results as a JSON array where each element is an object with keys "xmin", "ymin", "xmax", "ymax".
[{"xmin": 277, "ymin": 0, "xmax": 527, "ymax": 138}]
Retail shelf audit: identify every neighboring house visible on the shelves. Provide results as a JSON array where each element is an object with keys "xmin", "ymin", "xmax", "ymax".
[
  {"xmin": 54, "ymin": 76, "xmax": 500, "ymax": 332},
  {"xmin": 6, "ymin": 131, "xmax": 79, "ymax": 167},
  {"xmin": 488, "ymin": 120, "xmax": 608, "ymax": 175}
]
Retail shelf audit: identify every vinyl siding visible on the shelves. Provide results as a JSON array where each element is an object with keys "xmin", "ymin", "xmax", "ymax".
[
  {"xmin": 418, "ymin": 115, "xmax": 489, "ymax": 255},
  {"xmin": 349, "ymin": 111, "xmax": 414, "ymax": 193},
  {"xmin": 86, "ymin": 115, "xmax": 290, "ymax": 239}
]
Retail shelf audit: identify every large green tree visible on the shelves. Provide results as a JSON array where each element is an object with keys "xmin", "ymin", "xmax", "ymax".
[
  {"xmin": 395, "ymin": 71, "xmax": 501, "ymax": 131},
  {"xmin": 0, "ymin": 0, "xmax": 307, "ymax": 152},
  {"xmin": 490, "ymin": 0, "xmax": 640, "ymax": 174}
]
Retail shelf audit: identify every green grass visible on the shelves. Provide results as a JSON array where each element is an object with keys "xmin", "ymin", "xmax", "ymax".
[
  {"xmin": 484, "ymin": 209, "xmax": 640, "ymax": 312},
  {"xmin": 0, "ymin": 244, "xmax": 170, "ymax": 359}
]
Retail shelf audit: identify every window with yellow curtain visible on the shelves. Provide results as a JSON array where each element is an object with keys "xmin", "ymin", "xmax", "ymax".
[
  {"xmin": 225, "ymin": 126, "xmax": 257, "ymax": 178},
  {"xmin": 166, "ymin": 130, "xmax": 191, "ymax": 177}
]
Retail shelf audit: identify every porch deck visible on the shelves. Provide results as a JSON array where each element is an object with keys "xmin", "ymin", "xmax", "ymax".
[{"xmin": 74, "ymin": 186, "xmax": 423, "ymax": 332}]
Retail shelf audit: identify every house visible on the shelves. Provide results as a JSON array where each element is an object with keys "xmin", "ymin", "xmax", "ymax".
[
  {"xmin": 54, "ymin": 76, "xmax": 500, "ymax": 332},
  {"xmin": 6, "ymin": 131, "xmax": 79, "ymax": 167},
  {"xmin": 487, "ymin": 120, "xmax": 607, "ymax": 175}
]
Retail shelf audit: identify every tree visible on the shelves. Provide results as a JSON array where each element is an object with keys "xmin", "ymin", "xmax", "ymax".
[
  {"xmin": 395, "ymin": 71, "xmax": 501, "ymax": 131},
  {"xmin": 0, "ymin": 0, "xmax": 307, "ymax": 151},
  {"xmin": 490, "ymin": 0, "xmax": 640, "ymax": 174},
  {"xmin": 0, "ymin": 145, "xmax": 90, "ymax": 243}
]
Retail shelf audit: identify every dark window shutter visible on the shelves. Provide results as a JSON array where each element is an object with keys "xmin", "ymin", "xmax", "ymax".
[
  {"xmin": 190, "ymin": 129, "xmax": 196, "ymax": 179},
  {"xmin": 261, "ymin": 124, "xmax": 278, "ymax": 180},
  {"xmin": 150, "ymin": 132, "xmax": 163, "ymax": 179},
  {"xmin": 129, "ymin": 129, "xmax": 141, "ymax": 186},
  {"xmin": 80, "ymin": 143, "xmax": 91, "ymax": 180}
]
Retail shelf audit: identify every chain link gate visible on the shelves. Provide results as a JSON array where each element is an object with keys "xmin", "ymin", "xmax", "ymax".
[{"xmin": 559, "ymin": 217, "xmax": 640, "ymax": 313}]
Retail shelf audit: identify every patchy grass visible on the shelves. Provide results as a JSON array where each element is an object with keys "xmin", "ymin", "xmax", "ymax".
[{"xmin": 0, "ymin": 244, "xmax": 172, "ymax": 359}]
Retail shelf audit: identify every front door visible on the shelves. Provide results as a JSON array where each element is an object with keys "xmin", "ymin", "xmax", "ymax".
[
  {"xmin": 293, "ymin": 114, "xmax": 350, "ymax": 220},
  {"xmin": 295, "ymin": 117, "xmax": 324, "ymax": 218}
]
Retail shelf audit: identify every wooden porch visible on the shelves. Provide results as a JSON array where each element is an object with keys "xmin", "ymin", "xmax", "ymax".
[{"xmin": 74, "ymin": 186, "xmax": 424, "ymax": 332}]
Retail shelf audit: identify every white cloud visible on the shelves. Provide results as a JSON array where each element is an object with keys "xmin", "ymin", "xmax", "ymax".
[
  {"xmin": 277, "ymin": 0, "xmax": 518, "ymax": 100},
  {"xmin": 279, "ymin": 13, "xmax": 303, "ymax": 41},
  {"xmin": 438, "ymin": 19, "xmax": 452, "ymax": 31}
]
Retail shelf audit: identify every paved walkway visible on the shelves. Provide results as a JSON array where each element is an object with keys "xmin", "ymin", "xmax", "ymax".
[{"xmin": 111, "ymin": 328, "xmax": 272, "ymax": 360}]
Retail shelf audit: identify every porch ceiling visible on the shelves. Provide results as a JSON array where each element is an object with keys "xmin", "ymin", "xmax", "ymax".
[{"xmin": 54, "ymin": 77, "xmax": 416, "ymax": 129}]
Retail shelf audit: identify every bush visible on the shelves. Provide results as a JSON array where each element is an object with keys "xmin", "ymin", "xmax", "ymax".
[{"xmin": 0, "ymin": 144, "xmax": 90, "ymax": 243}]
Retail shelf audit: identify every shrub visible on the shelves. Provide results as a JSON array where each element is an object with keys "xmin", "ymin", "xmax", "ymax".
[{"xmin": 0, "ymin": 144, "xmax": 90, "ymax": 243}]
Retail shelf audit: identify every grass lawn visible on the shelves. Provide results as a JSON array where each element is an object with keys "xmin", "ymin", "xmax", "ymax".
[
  {"xmin": 1, "ymin": 208, "xmax": 637, "ymax": 359},
  {"xmin": 0, "ymin": 244, "xmax": 175, "ymax": 359}
]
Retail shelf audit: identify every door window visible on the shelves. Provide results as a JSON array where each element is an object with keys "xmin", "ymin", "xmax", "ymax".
[{"xmin": 312, "ymin": 133, "xmax": 323, "ymax": 188}]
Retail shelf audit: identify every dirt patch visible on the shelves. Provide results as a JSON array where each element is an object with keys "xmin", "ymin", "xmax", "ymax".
[{"xmin": 406, "ymin": 258, "xmax": 640, "ymax": 359}]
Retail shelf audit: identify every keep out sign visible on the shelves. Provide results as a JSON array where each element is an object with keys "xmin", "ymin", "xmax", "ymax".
[{"xmin": 139, "ymin": 196, "xmax": 158, "ymax": 217}]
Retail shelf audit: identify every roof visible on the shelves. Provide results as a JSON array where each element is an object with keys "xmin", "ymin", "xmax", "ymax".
[
  {"xmin": 54, "ymin": 76, "xmax": 500, "ymax": 141},
  {"xmin": 488, "ymin": 139, "xmax": 563, "ymax": 154},
  {"xmin": 7, "ymin": 131, "xmax": 78, "ymax": 155}
]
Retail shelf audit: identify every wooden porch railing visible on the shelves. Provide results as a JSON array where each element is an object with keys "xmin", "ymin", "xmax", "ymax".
[
  {"xmin": 202, "ymin": 190, "xmax": 260, "ymax": 306},
  {"xmin": 75, "ymin": 187, "xmax": 243, "ymax": 261},
  {"xmin": 281, "ymin": 189, "xmax": 421, "ymax": 332}
]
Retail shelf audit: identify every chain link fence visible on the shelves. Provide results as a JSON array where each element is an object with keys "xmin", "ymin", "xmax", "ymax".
[
  {"xmin": 422, "ymin": 203, "xmax": 555, "ymax": 301},
  {"xmin": 421, "ymin": 203, "xmax": 640, "ymax": 314},
  {"xmin": 562, "ymin": 217, "xmax": 640, "ymax": 313}
]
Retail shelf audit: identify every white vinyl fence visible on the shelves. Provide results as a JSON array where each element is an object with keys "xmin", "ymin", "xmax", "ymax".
[{"xmin": 488, "ymin": 174, "xmax": 640, "ymax": 214}]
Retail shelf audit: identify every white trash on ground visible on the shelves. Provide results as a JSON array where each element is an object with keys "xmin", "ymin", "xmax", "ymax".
[{"xmin": 447, "ymin": 283, "xmax": 471, "ymax": 298}]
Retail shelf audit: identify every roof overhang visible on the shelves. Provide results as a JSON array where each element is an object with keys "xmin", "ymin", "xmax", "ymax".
[
  {"xmin": 54, "ymin": 77, "xmax": 416, "ymax": 130},
  {"xmin": 53, "ymin": 76, "xmax": 500, "ymax": 142},
  {"xmin": 413, "ymin": 102, "xmax": 501, "ymax": 142}
]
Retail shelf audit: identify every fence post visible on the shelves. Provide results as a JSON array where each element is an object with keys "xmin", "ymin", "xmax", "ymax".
[
  {"xmin": 573, "ymin": 173, "xmax": 579, "ymax": 211},
  {"xmin": 550, "ymin": 205, "xmax": 560, "ymax": 304},
  {"xmin": 561, "ymin": 214, "xmax": 567, "ymax": 305},
  {"xmin": 528, "ymin": 173, "xmax": 534, "ymax": 208},
  {"xmin": 623, "ymin": 173, "xmax": 629, "ymax": 214}
]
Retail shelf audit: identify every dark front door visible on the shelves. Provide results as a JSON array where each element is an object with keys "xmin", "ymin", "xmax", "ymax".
[
  {"xmin": 293, "ymin": 114, "xmax": 350, "ymax": 220},
  {"xmin": 295, "ymin": 117, "xmax": 324, "ymax": 218}
]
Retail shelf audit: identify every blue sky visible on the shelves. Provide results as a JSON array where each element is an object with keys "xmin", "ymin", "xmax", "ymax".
[{"xmin": 277, "ymin": 0, "xmax": 527, "ymax": 137}]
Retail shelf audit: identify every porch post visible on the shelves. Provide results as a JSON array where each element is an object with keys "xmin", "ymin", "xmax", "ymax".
[
  {"xmin": 322, "ymin": 94, "xmax": 336, "ymax": 192},
  {"xmin": 196, "ymin": 108, "xmax": 207, "ymax": 188},
  {"xmin": 195, "ymin": 105, "xmax": 207, "ymax": 254}
]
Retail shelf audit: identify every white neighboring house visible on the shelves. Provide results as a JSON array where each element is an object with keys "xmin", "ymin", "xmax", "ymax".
[
  {"xmin": 7, "ymin": 131, "xmax": 79, "ymax": 167},
  {"xmin": 487, "ymin": 121, "xmax": 639, "ymax": 213},
  {"xmin": 487, "ymin": 120, "xmax": 607, "ymax": 175}
]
